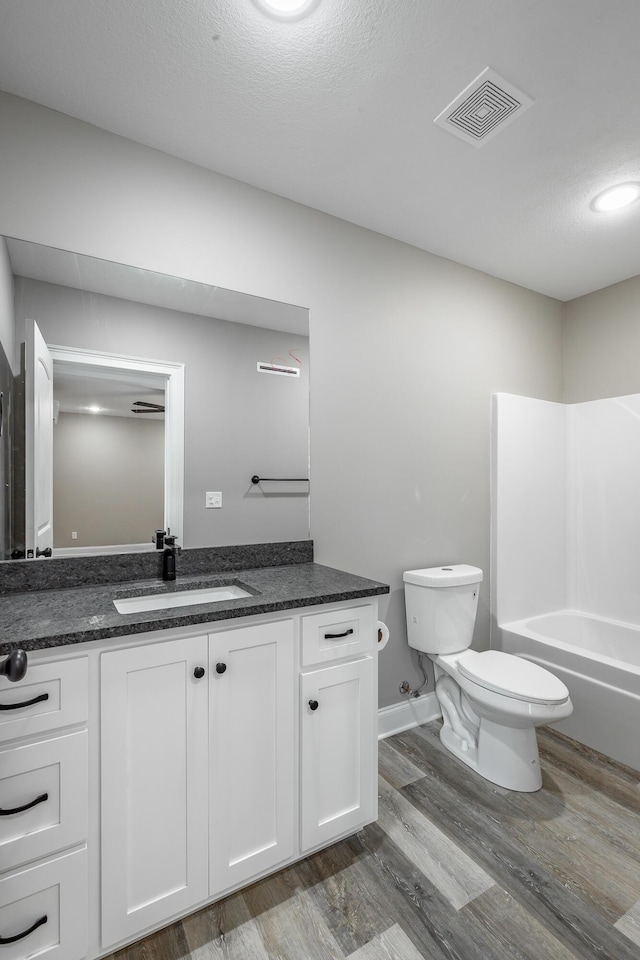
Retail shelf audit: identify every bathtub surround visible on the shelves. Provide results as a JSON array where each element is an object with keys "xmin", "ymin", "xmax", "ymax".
[{"xmin": 492, "ymin": 392, "xmax": 640, "ymax": 770}]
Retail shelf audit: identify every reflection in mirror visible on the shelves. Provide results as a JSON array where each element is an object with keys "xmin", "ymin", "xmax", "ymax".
[
  {"xmin": 53, "ymin": 367, "xmax": 165, "ymax": 550},
  {"xmin": 1, "ymin": 238, "xmax": 310, "ymax": 559}
]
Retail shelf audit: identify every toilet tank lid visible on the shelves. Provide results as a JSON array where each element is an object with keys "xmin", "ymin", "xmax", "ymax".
[{"xmin": 403, "ymin": 564, "xmax": 483, "ymax": 587}]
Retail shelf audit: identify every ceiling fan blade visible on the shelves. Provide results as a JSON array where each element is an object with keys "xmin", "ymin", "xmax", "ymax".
[{"xmin": 132, "ymin": 400, "xmax": 165, "ymax": 410}]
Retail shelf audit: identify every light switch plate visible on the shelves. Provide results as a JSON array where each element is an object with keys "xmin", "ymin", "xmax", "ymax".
[{"xmin": 206, "ymin": 491, "xmax": 222, "ymax": 509}]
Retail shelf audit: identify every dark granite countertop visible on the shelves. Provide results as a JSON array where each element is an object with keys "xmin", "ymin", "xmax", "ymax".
[{"xmin": 0, "ymin": 562, "xmax": 389, "ymax": 654}]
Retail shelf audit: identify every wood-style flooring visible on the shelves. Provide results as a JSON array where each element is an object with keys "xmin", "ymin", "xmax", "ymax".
[{"xmin": 108, "ymin": 722, "xmax": 640, "ymax": 960}]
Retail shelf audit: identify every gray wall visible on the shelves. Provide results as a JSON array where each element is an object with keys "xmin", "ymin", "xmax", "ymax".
[
  {"xmin": 564, "ymin": 275, "xmax": 640, "ymax": 402},
  {"xmin": 0, "ymin": 92, "xmax": 564, "ymax": 708},
  {"xmin": 53, "ymin": 413, "xmax": 164, "ymax": 548},
  {"xmin": 14, "ymin": 277, "xmax": 310, "ymax": 549}
]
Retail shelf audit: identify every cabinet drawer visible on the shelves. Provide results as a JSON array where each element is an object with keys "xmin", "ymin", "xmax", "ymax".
[
  {"xmin": 301, "ymin": 605, "xmax": 375, "ymax": 666},
  {"xmin": 0, "ymin": 730, "xmax": 88, "ymax": 872},
  {"xmin": 0, "ymin": 657, "xmax": 88, "ymax": 744},
  {"xmin": 0, "ymin": 846, "xmax": 87, "ymax": 960}
]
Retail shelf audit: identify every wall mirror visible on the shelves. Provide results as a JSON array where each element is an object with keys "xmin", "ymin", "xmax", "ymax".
[{"xmin": 2, "ymin": 238, "xmax": 310, "ymax": 559}]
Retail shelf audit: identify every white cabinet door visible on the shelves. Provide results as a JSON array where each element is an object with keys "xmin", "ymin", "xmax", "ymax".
[
  {"xmin": 209, "ymin": 620, "xmax": 295, "ymax": 896},
  {"xmin": 101, "ymin": 635, "xmax": 209, "ymax": 948},
  {"xmin": 300, "ymin": 656, "xmax": 376, "ymax": 852}
]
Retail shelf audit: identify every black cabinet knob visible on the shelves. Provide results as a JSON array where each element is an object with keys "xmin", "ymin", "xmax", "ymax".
[
  {"xmin": 0, "ymin": 650, "xmax": 28, "ymax": 683},
  {"xmin": 308, "ymin": 699, "xmax": 319, "ymax": 711},
  {"xmin": 193, "ymin": 666, "xmax": 205, "ymax": 679},
  {"xmin": 216, "ymin": 662, "xmax": 227, "ymax": 674}
]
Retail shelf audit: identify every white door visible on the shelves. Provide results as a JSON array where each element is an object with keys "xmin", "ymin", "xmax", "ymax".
[
  {"xmin": 25, "ymin": 319, "xmax": 54, "ymax": 556},
  {"xmin": 100, "ymin": 636, "xmax": 209, "ymax": 948},
  {"xmin": 300, "ymin": 656, "xmax": 376, "ymax": 852},
  {"xmin": 209, "ymin": 620, "xmax": 295, "ymax": 896}
]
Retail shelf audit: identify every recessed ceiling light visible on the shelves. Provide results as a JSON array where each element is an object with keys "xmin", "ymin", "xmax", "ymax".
[
  {"xmin": 591, "ymin": 182, "xmax": 640, "ymax": 213},
  {"xmin": 253, "ymin": 0, "xmax": 318, "ymax": 20}
]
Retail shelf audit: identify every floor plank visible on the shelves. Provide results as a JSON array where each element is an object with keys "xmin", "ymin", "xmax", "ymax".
[
  {"xmin": 181, "ymin": 890, "xmax": 270, "ymax": 960},
  {"xmin": 241, "ymin": 862, "xmax": 345, "ymax": 960},
  {"xmin": 101, "ymin": 719, "xmax": 640, "ymax": 960},
  {"xmin": 376, "ymin": 776, "xmax": 494, "ymax": 909},
  {"xmin": 295, "ymin": 840, "xmax": 395, "ymax": 957},
  {"xmin": 461, "ymin": 885, "xmax": 582, "ymax": 960},
  {"xmin": 399, "ymin": 725, "xmax": 640, "ymax": 960},
  {"xmin": 615, "ymin": 900, "xmax": 640, "ymax": 949},
  {"xmin": 346, "ymin": 923, "xmax": 429, "ymax": 960},
  {"xmin": 378, "ymin": 738, "xmax": 427, "ymax": 789}
]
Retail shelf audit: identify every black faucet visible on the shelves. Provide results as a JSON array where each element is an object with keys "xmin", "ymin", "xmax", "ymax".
[{"xmin": 162, "ymin": 536, "xmax": 178, "ymax": 581}]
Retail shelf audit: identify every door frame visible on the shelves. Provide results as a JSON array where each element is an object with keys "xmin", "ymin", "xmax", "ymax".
[{"xmin": 48, "ymin": 344, "xmax": 185, "ymax": 547}]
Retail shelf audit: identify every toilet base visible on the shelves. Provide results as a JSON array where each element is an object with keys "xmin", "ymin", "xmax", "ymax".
[{"xmin": 440, "ymin": 717, "xmax": 543, "ymax": 792}]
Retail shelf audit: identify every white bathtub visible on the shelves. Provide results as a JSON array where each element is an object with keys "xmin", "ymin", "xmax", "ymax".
[{"xmin": 497, "ymin": 611, "xmax": 640, "ymax": 772}]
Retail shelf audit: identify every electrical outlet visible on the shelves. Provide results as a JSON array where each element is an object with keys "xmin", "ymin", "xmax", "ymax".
[
  {"xmin": 206, "ymin": 491, "xmax": 222, "ymax": 509},
  {"xmin": 71, "ymin": 531, "xmax": 78, "ymax": 540}
]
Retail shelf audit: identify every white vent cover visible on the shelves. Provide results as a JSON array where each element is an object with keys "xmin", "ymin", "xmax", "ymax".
[
  {"xmin": 257, "ymin": 361, "xmax": 300, "ymax": 377},
  {"xmin": 434, "ymin": 67, "xmax": 533, "ymax": 147}
]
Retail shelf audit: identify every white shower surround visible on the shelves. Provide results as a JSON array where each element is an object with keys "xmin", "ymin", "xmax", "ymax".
[{"xmin": 491, "ymin": 393, "xmax": 640, "ymax": 771}]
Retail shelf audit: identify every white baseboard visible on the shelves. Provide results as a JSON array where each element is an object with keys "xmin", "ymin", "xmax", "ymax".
[{"xmin": 377, "ymin": 692, "xmax": 441, "ymax": 740}]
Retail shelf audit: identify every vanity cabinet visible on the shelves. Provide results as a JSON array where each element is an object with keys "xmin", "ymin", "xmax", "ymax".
[
  {"xmin": 2, "ymin": 594, "xmax": 379, "ymax": 960},
  {"xmin": 0, "ymin": 657, "xmax": 89, "ymax": 960}
]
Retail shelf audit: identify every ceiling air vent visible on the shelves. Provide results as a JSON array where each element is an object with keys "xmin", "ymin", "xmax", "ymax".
[{"xmin": 434, "ymin": 67, "xmax": 533, "ymax": 147}]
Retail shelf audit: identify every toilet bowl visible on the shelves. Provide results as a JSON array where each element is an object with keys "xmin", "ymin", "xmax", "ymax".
[
  {"xmin": 403, "ymin": 565, "xmax": 573, "ymax": 792},
  {"xmin": 433, "ymin": 649, "xmax": 572, "ymax": 791}
]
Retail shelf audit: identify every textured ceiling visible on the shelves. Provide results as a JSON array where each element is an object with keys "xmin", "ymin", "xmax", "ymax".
[{"xmin": 1, "ymin": 0, "xmax": 639, "ymax": 301}]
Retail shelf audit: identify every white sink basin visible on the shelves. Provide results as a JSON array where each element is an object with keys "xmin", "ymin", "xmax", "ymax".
[{"xmin": 114, "ymin": 584, "xmax": 252, "ymax": 614}]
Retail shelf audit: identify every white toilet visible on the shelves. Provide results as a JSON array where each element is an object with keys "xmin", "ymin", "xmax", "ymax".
[{"xmin": 403, "ymin": 564, "xmax": 573, "ymax": 792}]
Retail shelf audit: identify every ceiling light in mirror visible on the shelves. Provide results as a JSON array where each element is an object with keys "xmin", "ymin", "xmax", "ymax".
[
  {"xmin": 591, "ymin": 181, "xmax": 640, "ymax": 212},
  {"xmin": 253, "ymin": 0, "xmax": 319, "ymax": 20}
]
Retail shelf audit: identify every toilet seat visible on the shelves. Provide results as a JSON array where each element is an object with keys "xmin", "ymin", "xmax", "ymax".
[{"xmin": 457, "ymin": 650, "xmax": 569, "ymax": 705}]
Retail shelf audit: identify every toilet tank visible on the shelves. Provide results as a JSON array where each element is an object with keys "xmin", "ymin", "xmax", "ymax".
[{"xmin": 403, "ymin": 565, "xmax": 483, "ymax": 654}]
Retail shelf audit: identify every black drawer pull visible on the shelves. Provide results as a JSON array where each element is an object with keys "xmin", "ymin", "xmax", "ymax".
[
  {"xmin": 324, "ymin": 628, "xmax": 354, "ymax": 640},
  {"xmin": 0, "ymin": 914, "xmax": 47, "ymax": 944},
  {"xmin": 308, "ymin": 699, "xmax": 319, "ymax": 711},
  {"xmin": 0, "ymin": 792, "xmax": 48, "ymax": 817},
  {"xmin": 0, "ymin": 692, "xmax": 49, "ymax": 712}
]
